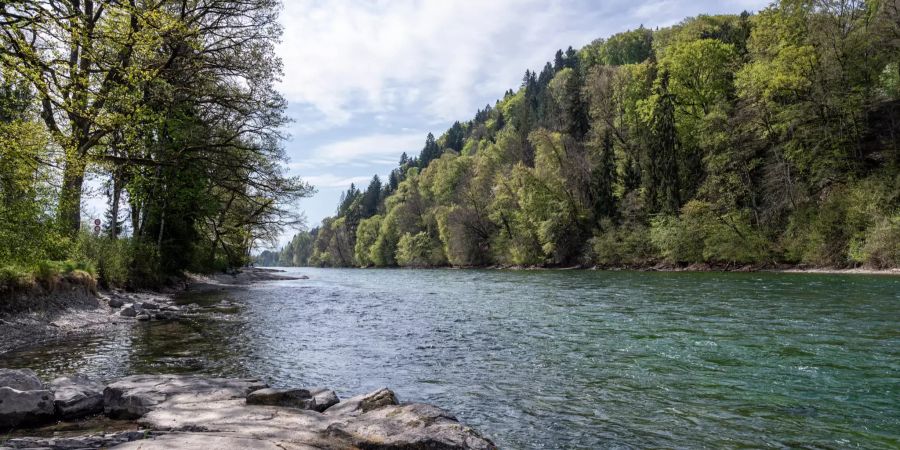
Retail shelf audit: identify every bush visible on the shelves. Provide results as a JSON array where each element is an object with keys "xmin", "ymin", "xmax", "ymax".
[
  {"xmin": 590, "ymin": 222, "xmax": 658, "ymax": 266},
  {"xmin": 396, "ymin": 231, "xmax": 445, "ymax": 267},
  {"xmin": 850, "ymin": 215, "xmax": 900, "ymax": 268},
  {"xmin": 650, "ymin": 201, "xmax": 770, "ymax": 265},
  {"xmin": 72, "ymin": 232, "xmax": 133, "ymax": 288}
]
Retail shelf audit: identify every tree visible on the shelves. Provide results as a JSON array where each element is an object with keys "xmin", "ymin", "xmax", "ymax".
[
  {"xmin": 0, "ymin": 1, "xmax": 175, "ymax": 235},
  {"xmin": 646, "ymin": 71, "xmax": 681, "ymax": 215},
  {"xmin": 361, "ymin": 175, "xmax": 383, "ymax": 218}
]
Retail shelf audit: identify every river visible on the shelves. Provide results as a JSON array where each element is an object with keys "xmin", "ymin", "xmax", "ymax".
[{"xmin": 1, "ymin": 268, "xmax": 898, "ymax": 448}]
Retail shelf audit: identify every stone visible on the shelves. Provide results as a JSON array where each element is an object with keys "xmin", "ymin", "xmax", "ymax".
[
  {"xmin": 310, "ymin": 388, "xmax": 339, "ymax": 412},
  {"xmin": 103, "ymin": 374, "xmax": 267, "ymax": 419},
  {"xmin": 0, "ymin": 369, "xmax": 43, "ymax": 391},
  {"xmin": 326, "ymin": 403, "xmax": 497, "ymax": 450},
  {"xmin": 141, "ymin": 302, "xmax": 160, "ymax": 310},
  {"xmin": 153, "ymin": 311, "xmax": 178, "ymax": 321},
  {"xmin": 0, "ymin": 387, "xmax": 55, "ymax": 429},
  {"xmin": 136, "ymin": 314, "xmax": 151, "ymax": 321},
  {"xmin": 49, "ymin": 373, "xmax": 105, "ymax": 419},
  {"xmin": 323, "ymin": 387, "xmax": 397, "ymax": 416},
  {"xmin": 246, "ymin": 388, "xmax": 315, "ymax": 409},
  {"xmin": 3, "ymin": 430, "xmax": 156, "ymax": 449},
  {"xmin": 119, "ymin": 306, "xmax": 137, "ymax": 317},
  {"xmin": 108, "ymin": 297, "xmax": 125, "ymax": 308},
  {"xmin": 161, "ymin": 305, "xmax": 181, "ymax": 312}
]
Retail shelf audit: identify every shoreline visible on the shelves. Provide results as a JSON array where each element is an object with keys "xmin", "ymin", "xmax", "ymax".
[
  {"xmin": 0, "ymin": 268, "xmax": 299, "ymax": 356},
  {"xmin": 267, "ymin": 263, "xmax": 900, "ymax": 276}
]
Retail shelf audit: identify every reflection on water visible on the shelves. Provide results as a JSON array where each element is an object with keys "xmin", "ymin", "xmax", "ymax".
[{"xmin": 1, "ymin": 269, "xmax": 898, "ymax": 449}]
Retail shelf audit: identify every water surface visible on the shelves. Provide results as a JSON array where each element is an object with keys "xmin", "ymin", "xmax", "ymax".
[{"xmin": 2, "ymin": 269, "xmax": 898, "ymax": 448}]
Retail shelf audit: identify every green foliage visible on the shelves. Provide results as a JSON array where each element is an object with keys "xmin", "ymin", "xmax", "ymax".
[
  {"xmin": 73, "ymin": 233, "xmax": 132, "ymax": 288},
  {"xmin": 850, "ymin": 215, "xmax": 900, "ymax": 268},
  {"xmin": 396, "ymin": 232, "xmax": 445, "ymax": 267},
  {"xmin": 651, "ymin": 201, "xmax": 770, "ymax": 264},
  {"xmin": 590, "ymin": 222, "xmax": 657, "ymax": 266},
  {"xmin": 354, "ymin": 215, "xmax": 383, "ymax": 267},
  {"xmin": 0, "ymin": 1, "xmax": 312, "ymax": 287}
]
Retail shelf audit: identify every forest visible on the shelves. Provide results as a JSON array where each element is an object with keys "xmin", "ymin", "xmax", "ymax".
[
  {"xmin": 0, "ymin": 0, "xmax": 311, "ymax": 288},
  {"xmin": 262, "ymin": 0, "xmax": 900, "ymax": 269}
]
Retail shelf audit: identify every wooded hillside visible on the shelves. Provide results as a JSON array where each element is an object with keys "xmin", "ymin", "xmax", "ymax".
[{"xmin": 266, "ymin": 0, "xmax": 900, "ymax": 269}]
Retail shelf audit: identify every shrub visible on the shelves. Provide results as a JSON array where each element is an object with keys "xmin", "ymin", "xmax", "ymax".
[
  {"xmin": 650, "ymin": 201, "xmax": 770, "ymax": 265},
  {"xmin": 850, "ymin": 215, "xmax": 900, "ymax": 268},
  {"xmin": 396, "ymin": 231, "xmax": 445, "ymax": 267},
  {"xmin": 72, "ymin": 232, "xmax": 133, "ymax": 288},
  {"xmin": 590, "ymin": 223, "xmax": 658, "ymax": 266},
  {"xmin": 650, "ymin": 214, "xmax": 705, "ymax": 263}
]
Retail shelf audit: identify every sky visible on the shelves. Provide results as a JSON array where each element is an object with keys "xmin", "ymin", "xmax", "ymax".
[{"xmin": 275, "ymin": 0, "xmax": 770, "ymax": 246}]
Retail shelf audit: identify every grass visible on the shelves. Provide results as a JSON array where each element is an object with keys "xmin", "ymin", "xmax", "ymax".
[{"xmin": 0, "ymin": 259, "xmax": 96, "ymax": 292}]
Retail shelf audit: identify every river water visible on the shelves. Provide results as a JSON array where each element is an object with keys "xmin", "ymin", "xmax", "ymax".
[{"xmin": 2, "ymin": 268, "xmax": 898, "ymax": 448}]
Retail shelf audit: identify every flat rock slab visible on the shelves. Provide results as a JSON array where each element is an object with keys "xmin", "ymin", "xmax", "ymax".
[
  {"xmin": 110, "ymin": 432, "xmax": 321, "ymax": 450},
  {"xmin": 104, "ymin": 374, "xmax": 267, "ymax": 419},
  {"xmin": 139, "ymin": 398, "xmax": 329, "ymax": 445},
  {"xmin": 138, "ymin": 386, "xmax": 495, "ymax": 449},
  {"xmin": 50, "ymin": 373, "xmax": 104, "ymax": 419},
  {"xmin": 3, "ymin": 430, "xmax": 158, "ymax": 449}
]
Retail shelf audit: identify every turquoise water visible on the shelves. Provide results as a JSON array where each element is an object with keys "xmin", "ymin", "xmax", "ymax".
[{"xmin": 2, "ymin": 269, "xmax": 898, "ymax": 448}]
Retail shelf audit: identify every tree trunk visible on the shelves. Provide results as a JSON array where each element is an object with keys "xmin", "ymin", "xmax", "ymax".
[
  {"xmin": 110, "ymin": 169, "xmax": 122, "ymax": 239},
  {"xmin": 57, "ymin": 154, "xmax": 86, "ymax": 236}
]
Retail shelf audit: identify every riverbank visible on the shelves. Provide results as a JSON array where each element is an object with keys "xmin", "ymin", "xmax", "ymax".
[{"xmin": 0, "ymin": 268, "xmax": 298, "ymax": 355}]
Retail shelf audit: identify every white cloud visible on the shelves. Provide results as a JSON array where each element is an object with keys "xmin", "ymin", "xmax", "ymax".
[
  {"xmin": 277, "ymin": 0, "xmax": 598, "ymax": 129},
  {"xmin": 288, "ymin": 132, "xmax": 424, "ymax": 171},
  {"xmin": 277, "ymin": 1, "xmax": 769, "ymax": 133},
  {"xmin": 302, "ymin": 174, "xmax": 374, "ymax": 189}
]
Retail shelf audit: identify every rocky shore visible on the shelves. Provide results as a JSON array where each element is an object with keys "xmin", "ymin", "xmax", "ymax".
[
  {"xmin": 0, "ymin": 369, "xmax": 496, "ymax": 449},
  {"xmin": 0, "ymin": 268, "xmax": 298, "ymax": 354}
]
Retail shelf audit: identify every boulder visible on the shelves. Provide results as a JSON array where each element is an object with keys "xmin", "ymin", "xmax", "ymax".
[
  {"xmin": 108, "ymin": 297, "xmax": 125, "ymax": 308},
  {"xmin": 49, "ymin": 374, "xmax": 104, "ymax": 419},
  {"xmin": 104, "ymin": 374, "xmax": 266, "ymax": 419},
  {"xmin": 246, "ymin": 388, "xmax": 315, "ymax": 409},
  {"xmin": 310, "ymin": 388, "xmax": 339, "ymax": 412},
  {"xmin": 136, "ymin": 314, "xmax": 151, "ymax": 321},
  {"xmin": 0, "ymin": 387, "xmax": 54, "ymax": 429},
  {"xmin": 323, "ymin": 387, "xmax": 397, "ymax": 416},
  {"xmin": 161, "ymin": 305, "xmax": 181, "ymax": 312},
  {"xmin": 119, "ymin": 306, "xmax": 137, "ymax": 317},
  {"xmin": 326, "ymin": 403, "xmax": 497, "ymax": 450},
  {"xmin": 0, "ymin": 369, "xmax": 43, "ymax": 391},
  {"xmin": 141, "ymin": 302, "xmax": 160, "ymax": 310}
]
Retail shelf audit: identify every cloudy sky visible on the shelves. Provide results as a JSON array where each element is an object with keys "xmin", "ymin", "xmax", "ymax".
[{"xmin": 276, "ymin": 0, "xmax": 770, "ymax": 242}]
